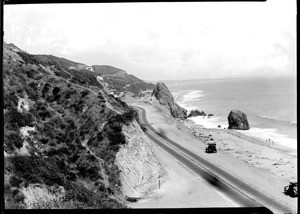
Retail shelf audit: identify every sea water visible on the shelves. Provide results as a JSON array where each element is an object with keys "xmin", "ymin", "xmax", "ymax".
[{"xmin": 166, "ymin": 77, "xmax": 297, "ymax": 152}]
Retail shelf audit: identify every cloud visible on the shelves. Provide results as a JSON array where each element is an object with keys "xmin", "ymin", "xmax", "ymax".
[{"xmin": 4, "ymin": 1, "xmax": 296, "ymax": 80}]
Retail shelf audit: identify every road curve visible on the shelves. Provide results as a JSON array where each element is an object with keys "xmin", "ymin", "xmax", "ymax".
[{"xmin": 134, "ymin": 106, "xmax": 294, "ymax": 214}]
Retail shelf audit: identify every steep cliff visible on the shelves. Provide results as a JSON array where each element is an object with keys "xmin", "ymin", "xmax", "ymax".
[
  {"xmin": 151, "ymin": 82, "xmax": 187, "ymax": 119},
  {"xmin": 116, "ymin": 120, "xmax": 167, "ymax": 198}
]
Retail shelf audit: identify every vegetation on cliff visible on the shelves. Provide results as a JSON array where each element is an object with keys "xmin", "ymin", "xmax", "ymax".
[{"xmin": 3, "ymin": 43, "xmax": 139, "ymax": 209}]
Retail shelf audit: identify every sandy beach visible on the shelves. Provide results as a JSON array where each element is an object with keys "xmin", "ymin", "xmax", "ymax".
[{"xmin": 126, "ymin": 97, "xmax": 297, "ymax": 213}]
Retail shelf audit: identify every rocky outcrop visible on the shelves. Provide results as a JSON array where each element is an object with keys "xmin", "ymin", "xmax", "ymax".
[
  {"xmin": 115, "ymin": 120, "xmax": 167, "ymax": 198},
  {"xmin": 228, "ymin": 110, "xmax": 250, "ymax": 130},
  {"xmin": 188, "ymin": 110, "xmax": 206, "ymax": 117},
  {"xmin": 151, "ymin": 82, "xmax": 187, "ymax": 119}
]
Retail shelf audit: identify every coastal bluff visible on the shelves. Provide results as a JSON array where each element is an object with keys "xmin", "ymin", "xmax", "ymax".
[
  {"xmin": 151, "ymin": 82, "xmax": 187, "ymax": 119},
  {"xmin": 228, "ymin": 110, "xmax": 250, "ymax": 130}
]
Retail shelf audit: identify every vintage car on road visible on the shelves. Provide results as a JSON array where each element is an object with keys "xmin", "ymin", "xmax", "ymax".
[
  {"xmin": 284, "ymin": 182, "xmax": 297, "ymax": 197},
  {"xmin": 205, "ymin": 143, "xmax": 217, "ymax": 153}
]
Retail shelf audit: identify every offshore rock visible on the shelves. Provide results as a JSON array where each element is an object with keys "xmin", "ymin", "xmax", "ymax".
[
  {"xmin": 188, "ymin": 110, "xmax": 206, "ymax": 117},
  {"xmin": 227, "ymin": 110, "xmax": 250, "ymax": 130},
  {"xmin": 151, "ymin": 82, "xmax": 187, "ymax": 119}
]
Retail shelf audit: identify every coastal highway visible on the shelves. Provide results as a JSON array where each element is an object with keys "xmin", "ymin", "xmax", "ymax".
[{"xmin": 133, "ymin": 106, "xmax": 295, "ymax": 214}]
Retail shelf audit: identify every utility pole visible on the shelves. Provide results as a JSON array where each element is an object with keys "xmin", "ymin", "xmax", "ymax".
[{"xmin": 158, "ymin": 175, "xmax": 161, "ymax": 189}]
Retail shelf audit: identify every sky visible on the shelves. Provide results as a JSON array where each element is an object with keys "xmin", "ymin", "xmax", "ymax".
[{"xmin": 4, "ymin": 1, "xmax": 296, "ymax": 81}]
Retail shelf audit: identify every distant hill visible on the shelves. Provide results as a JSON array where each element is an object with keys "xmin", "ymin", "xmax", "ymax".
[
  {"xmin": 91, "ymin": 65, "xmax": 154, "ymax": 96},
  {"xmin": 4, "ymin": 43, "xmax": 85, "ymax": 70},
  {"xmin": 92, "ymin": 65, "xmax": 127, "ymax": 76},
  {"xmin": 4, "ymin": 43, "xmax": 154, "ymax": 96}
]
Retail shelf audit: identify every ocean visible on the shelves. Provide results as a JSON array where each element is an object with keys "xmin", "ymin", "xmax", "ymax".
[{"xmin": 165, "ymin": 77, "xmax": 297, "ymax": 152}]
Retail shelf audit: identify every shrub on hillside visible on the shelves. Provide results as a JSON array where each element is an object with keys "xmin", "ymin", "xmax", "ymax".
[
  {"xmin": 80, "ymin": 89, "xmax": 90, "ymax": 98},
  {"xmin": 87, "ymin": 132, "xmax": 103, "ymax": 147},
  {"xmin": 65, "ymin": 130, "xmax": 76, "ymax": 145},
  {"xmin": 63, "ymin": 88, "xmax": 77, "ymax": 100},
  {"xmin": 9, "ymin": 155, "xmax": 66, "ymax": 186},
  {"xmin": 4, "ymin": 130, "xmax": 23, "ymax": 151},
  {"xmin": 4, "ymin": 91, "xmax": 18, "ymax": 109},
  {"xmin": 28, "ymin": 81, "xmax": 38, "ymax": 91},
  {"xmin": 70, "ymin": 98, "xmax": 85, "ymax": 113},
  {"xmin": 76, "ymin": 154, "xmax": 101, "ymax": 181},
  {"xmin": 114, "ymin": 97, "xmax": 128, "ymax": 108},
  {"xmin": 46, "ymin": 145, "xmax": 71, "ymax": 157},
  {"xmin": 63, "ymin": 182, "xmax": 124, "ymax": 208},
  {"xmin": 97, "ymin": 92, "xmax": 105, "ymax": 102},
  {"xmin": 4, "ymin": 122, "xmax": 19, "ymax": 133},
  {"xmin": 78, "ymin": 114, "xmax": 96, "ymax": 137},
  {"xmin": 25, "ymin": 82, "xmax": 39, "ymax": 101},
  {"xmin": 107, "ymin": 130, "xmax": 126, "ymax": 147},
  {"xmin": 42, "ymin": 82, "xmax": 52, "ymax": 98},
  {"xmin": 5, "ymin": 187, "xmax": 26, "ymax": 209},
  {"xmin": 4, "ymin": 109, "xmax": 34, "ymax": 128},
  {"xmin": 36, "ymin": 116, "xmax": 67, "ymax": 145},
  {"xmin": 33, "ymin": 101, "xmax": 51, "ymax": 121},
  {"xmin": 122, "ymin": 109, "xmax": 138, "ymax": 124},
  {"xmin": 52, "ymin": 86, "xmax": 61, "ymax": 101},
  {"xmin": 39, "ymin": 137, "xmax": 49, "ymax": 145},
  {"xmin": 9, "ymin": 175, "xmax": 23, "ymax": 187}
]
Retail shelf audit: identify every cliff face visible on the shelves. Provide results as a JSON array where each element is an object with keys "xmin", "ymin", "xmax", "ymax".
[
  {"xmin": 227, "ymin": 110, "xmax": 250, "ymax": 130},
  {"xmin": 151, "ymin": 82, "xmax": 187, "ymax": 119},
  {"xmin": 115, "ymin": 120, "xmax": 167, "ymax": 198}
]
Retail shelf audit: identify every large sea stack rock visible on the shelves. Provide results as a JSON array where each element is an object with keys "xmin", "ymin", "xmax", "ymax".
[
  {"xmin": 152, "ymin": 82, "xmax": 187, "ymax": 119},
  {"xmin": 227, "ymin": 110, "xmax": 250, "ymax": 130},
  {"xmin": 188, "ymin": 110, "xmax": 206, "ymax": 117}
]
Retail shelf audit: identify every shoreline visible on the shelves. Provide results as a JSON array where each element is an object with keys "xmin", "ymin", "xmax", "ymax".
[
  {"xmin": 186, "ymin": 115, "xmax": 297, "ymax": 155},
  {"xmin": 169, "ymin": 85, "xmax": 297, "ymax": 154},
  {"xmin": 126, "ymin": 98, "xmax": 297, "ymax": 211}
]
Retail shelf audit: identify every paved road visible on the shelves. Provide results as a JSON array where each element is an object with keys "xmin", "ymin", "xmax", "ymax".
[{"xmin": 134, "ymin": 106, "xmax": 295, "ymax": 214}]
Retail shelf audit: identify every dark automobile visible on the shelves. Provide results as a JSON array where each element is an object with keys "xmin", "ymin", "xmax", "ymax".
[
  {"xmin": 205, "ymin": 143, "xmax": 217, "ymax": 153},
  {"xmin": 284, "ymin": 182, "xmax": 297, "ymax": 197}
]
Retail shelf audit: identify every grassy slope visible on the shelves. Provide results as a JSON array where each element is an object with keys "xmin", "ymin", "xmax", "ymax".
[{"xmin": 3, "ymin": 44, "xmax": 139, "ymax": 209}]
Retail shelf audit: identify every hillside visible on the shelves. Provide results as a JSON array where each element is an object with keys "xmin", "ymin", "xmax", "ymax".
[
  {"xmin": 92, "ymin": 65, "xmax": 155, "ymax": 96},
  {"xmin": 92, "ymin": 65, "xmax": 127, "ymax": 76},
  {"xmin": 3, "ymin": 43, "xmax": 163, "ymax": 209}
]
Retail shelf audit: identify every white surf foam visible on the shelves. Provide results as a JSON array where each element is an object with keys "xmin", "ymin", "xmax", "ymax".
[
  {"xmin": 190, "ymin": 116, "xmax": 297, "ymax": 154},
  {"xmin": 188, "ymin": 116, "xmax": 227, "ymax": 129},
  {"xmin": 181, "ymin": 90, "xmax": 205, "ymax": 102},
  {"xmin": 176, "ymin": 90, "xmax": 205, "ymax": 113},
  {"xmin": 236, "ymin": 128, "xmax": 297, "ymax": 153}
]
